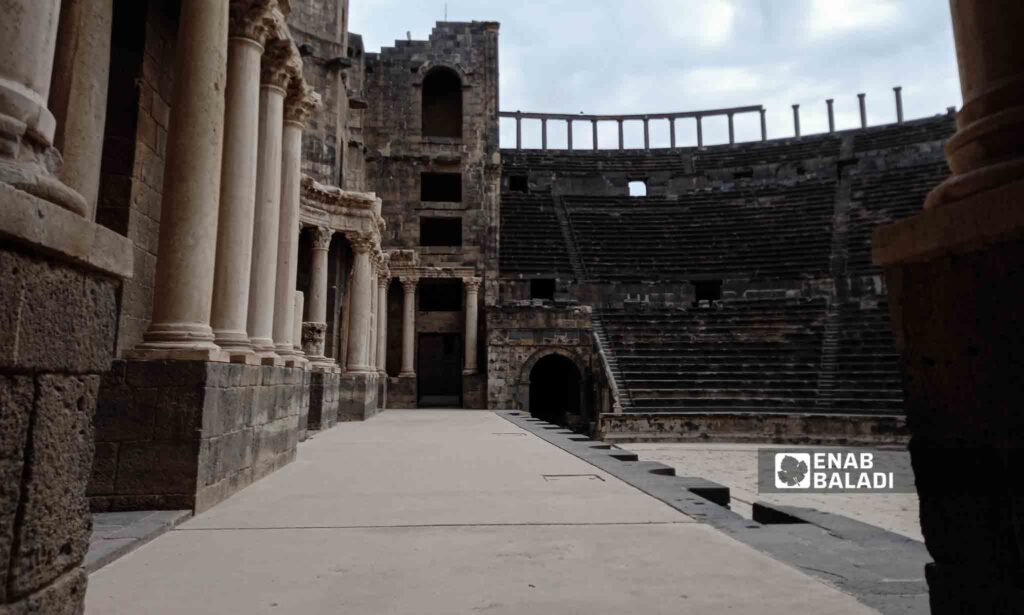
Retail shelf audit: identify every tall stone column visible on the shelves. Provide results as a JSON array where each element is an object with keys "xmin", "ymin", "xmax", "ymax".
[
  {"xmin": 292, "ymin": 290, "xmax": 305, "ymax": 361},
  {"xmin": 463, "ymin": 277, "xmax": 481, "ymax": 374},
  {"xmin": 376, "ymin": 274, "xmax": 389, "ymax": 374},
  {"xmin": 0, "ymin": 0, "xmax": 86, "ymax": 215},
  {"xmin": 303, "ymin": 226, "xmax": 332, "ymax": 363},
  {"xmin": 345, "ymin": 234, "xmax": 376, "ymax": 373},
  {"xmin": 210, "ymin": 3, "xmax": 273, "ymax": 362},
  {"xmin": 872, "ymin": 2, "xmax": 1024, "ymax": 612},
  {"xmin": 49, "ymin": 0, "xmax": 113, "ymax": 219},
  {"xmin": 340, "ymin": 269, "xmax": 352, "ymax": 372},
  {"xmin": 132, "ymin": 0, "xmax": 229, "ymax": 361},
  {"xmin": 274, "ymin": 80, "xmax": 319, "ymax": 361},
  {"xmin": 400, "ymin": 277, "xmax": 418, "ymax": 377},
  {"xmin": 370, "ymin": 264, "xmax": 382, "ymax": 368},
  {"xmin": 246, "ymin": 40, "xmax": 291, "ymax": 362}
]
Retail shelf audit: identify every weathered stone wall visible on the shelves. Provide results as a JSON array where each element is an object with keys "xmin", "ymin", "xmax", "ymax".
[
  {"xmin": 364, "ymin": 21, "xmax": 502, "ymax": 300},
  {"xmin": 96, "ymin": 0, "xmax": 177, "ymax": 356},
  {"xmin": 307, "ymin": 371, "xmax": 340, "ymax": 431},
  {"xmin": 89, "ymin": 363, "xmax": 308, "ymax": 513},
  {"xmin": 486, "ymin": 304, "xmax": 595, "ymax": 426},
  {"xmin": 0, "ymin": 241, "xmax": 121, "ymax": 614}
]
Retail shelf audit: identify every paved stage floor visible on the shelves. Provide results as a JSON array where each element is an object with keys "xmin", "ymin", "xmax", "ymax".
[{"xmin": 86, "ymin": 410, "xmax": 877, "ymax": 614}]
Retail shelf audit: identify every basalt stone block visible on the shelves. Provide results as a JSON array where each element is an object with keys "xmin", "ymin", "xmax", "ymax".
[
  {"xmin": 8, "ymin": 375, "xmax": 98, "ymax": 599},
  {"xmin": 0, "ymin": 376, "xmax": 33, "ymax": 603},
  {"xmin": 307, "ymin": 372, "xmax": 340, "ymax": 431},
  {"xmin": 0, "ymin": 249, "xmax": 118, "ymax": 374},
  {"xmin": 1, "ymin": 568, "xmax": 88, "ymax": 615},
  {"xmin": 112, "ymin": 440, "xmax": 198, "ymax": 496}
]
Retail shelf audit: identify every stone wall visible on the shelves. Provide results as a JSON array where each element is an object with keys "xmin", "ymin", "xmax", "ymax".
[
  {"xmin": 307, "ymin": 371, "xmax": 340, "ymax": 430},
  {"xmin": 486, "ymin": 304, "xmax": 595, "ymax": 427},
  {"xmin": 89, "ymin": 363, "xmax": 309, "ymax": 513},
  {"xmin": 96, "ymin": 0, "xmax": 177, "ymax": 356},
  {"xmin": 0, "ymin": 187, "xmax": 131, "ymax": 614}
]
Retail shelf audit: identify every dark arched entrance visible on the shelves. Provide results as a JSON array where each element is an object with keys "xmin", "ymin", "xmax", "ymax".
[
  {"xmin": 422, "ymin": 67, "xmax": 463, "ymax": 138},
  {"xmin": 529, "ymin": 354, "xmax": 581, "ymax": 425}
]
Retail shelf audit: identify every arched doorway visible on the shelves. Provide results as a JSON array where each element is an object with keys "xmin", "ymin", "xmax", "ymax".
[
  {"xmin": 422, "ymin": 67, "xmax": 463, "ymax": 138},
  {"xmin": 528, "ymin": 354, "xmax": 581, "ymax": 425}
]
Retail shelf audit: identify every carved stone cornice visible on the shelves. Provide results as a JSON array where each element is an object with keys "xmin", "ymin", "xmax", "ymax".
[
  {"xmin": 301, "ymin": 175, "xmax": 379, "ymax": 214},
  {"xmin": 388, "ymin": 249, "xmax": 419, "ymax": 269},
  {"xmin": 311, "ymin": 226, "xmax": 333, "ymax": 250},
  {"xmin": 285, "ymin": 81, "xmax": 322, "ymax": 127},
  {"xmin": 229, "ymin": 0, "xmax": 276, "ymax": 45}
]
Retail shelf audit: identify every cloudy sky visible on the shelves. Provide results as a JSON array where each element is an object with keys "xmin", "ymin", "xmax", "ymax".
[{"xmin": 350, "ymin": 0, "xmax": 961, "ymax": 148}]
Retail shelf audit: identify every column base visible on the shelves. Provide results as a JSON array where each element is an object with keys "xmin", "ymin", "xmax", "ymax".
[
  {"xmin": 462, "ymin": 369, "xmax": 478, "ymax": 375},
  {"xmin": 0, "ymin": 112, "xmax": 88, "ymax": 216},
  {"xmin": 127, "ymin": 344, "xmax": 230, "ymax": 363},
  {"xmin": 399, "ymin": 371, "xmax": 416, "ymax": 378},
  {"xmin": 229, "ymin": 351, "xmax": 261, "ymax": 366}
]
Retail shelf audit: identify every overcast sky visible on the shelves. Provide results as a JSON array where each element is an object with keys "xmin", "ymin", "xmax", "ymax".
[{"xmin": 350, "ymin": 0, "xmax": 961, "ymax": 148}]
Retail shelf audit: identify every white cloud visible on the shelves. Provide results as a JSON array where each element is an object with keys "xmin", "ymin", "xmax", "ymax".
[
  {"xmin": 807, "ymin": 0, "xmax": 903, "ymax": 39},
  {"xmin": 650, "ymin": 0, "xmax": 737, "ymax": 48}
]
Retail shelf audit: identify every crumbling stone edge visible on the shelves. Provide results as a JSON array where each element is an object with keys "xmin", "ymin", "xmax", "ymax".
[{"xmin": 496, "ymin": 410, "xmax": 932, "ymax": 615}]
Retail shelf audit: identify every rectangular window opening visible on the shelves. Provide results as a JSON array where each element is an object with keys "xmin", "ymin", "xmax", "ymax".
[
  {"xmin": 509, "ymin": 175, "xmax": 529, "ymax": 193},
  {"xmin": 693, "ymin": 280, "xmax": 723, "ymax": 305},
  {"xmin": 419, "ymin": 279, "xmax": 463, "ymax": 312},
  {"xmin": 421, "ymin": 172, "xmax": 463, "ymax": 202},
  {"xmin": 530, "ymin": 279, "xmax": 556, "ymax": 300},
  {"xmin": 628, "ymin": 180, "xmax": 648, "ymax": 197},
  {"xmin": 420, "ymin": 217, "xmax": 462, "ymax": 247}
]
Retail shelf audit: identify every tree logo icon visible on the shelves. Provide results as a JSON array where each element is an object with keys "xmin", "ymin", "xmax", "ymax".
[{"xmin": 775, "ymin": 453, "xmax": 811, "ymax": 489}]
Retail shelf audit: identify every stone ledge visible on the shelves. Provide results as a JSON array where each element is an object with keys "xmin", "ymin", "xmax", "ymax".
[
  {"xmin": 873, "ymin": 177, "xmax": 1024, "ymax": 266},
  {"xmin": 0, "ymin": 182, "xmax": 134, "ymax": 278}
]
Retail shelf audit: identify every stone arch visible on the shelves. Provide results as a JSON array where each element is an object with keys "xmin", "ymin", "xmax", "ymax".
[
  {"xmin": 515, "ymin": 347, "xmax": 587, "ymax": 425},
  {"xmin": 420, "ymin": 66, "xmax": 464, "ymax": 138}
]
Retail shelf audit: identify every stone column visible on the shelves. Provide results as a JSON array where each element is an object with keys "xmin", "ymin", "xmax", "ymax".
[
  {"xmin": 345, "ymin": 234, "xmax": 376, "ymax": 373},
  {"xmin": 367, "ymin": 263, "xmax": 378, "ymax": 369},
  {"xmin": 275, "ymin": 80, "xmax": 319, "ymax": 361},
  {"xmin": 400, "ymin": 277, "xmax": 418, "ymax": 377},
  {"xmin": 340, "ymin": 268, "xmax": 352, "ymax": 372},
  {"xmin": 210, "ymin": 3, "xmax": 273, "ymax": 362},
  {"xmin": 292, "ymin": 290, "xmax": 305, "ymax": 360},
  {"xmin": 0, "ymin": 0, "xmax": 86, "ymax": 215},
  {"xmin": 303, "ymin": 226, "xmax": 332, "ymax": 363},
  {"xmin": 462, "ymin": 277, "xmax": 481, "ymax": 374},
  {"xmin": 49, "ymin": 0, "xmax": 113, "ymax": 219},
  {"xmin": 246, "ymin": 40, "xmax": 291, "ymax": 362},
  {"xmin": 376, "ymin": 274, "xmax": 389, "ymax": 374},
  {"xmin": 871, "ymin": 3, "xmax": 1024, "ymax": 611},
  {"xmin": 132, "ymin": 0, "xmax": 229, "ymax": 361}
]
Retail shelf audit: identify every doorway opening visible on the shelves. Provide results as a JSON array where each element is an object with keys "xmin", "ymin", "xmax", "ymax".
[
  {"xmin": 528, "ymin": 354, "xmax": 581, "ymax": 425},
  {"xmin": 417, "ymin": 333, "xmax": 463, "ymax": 407}
]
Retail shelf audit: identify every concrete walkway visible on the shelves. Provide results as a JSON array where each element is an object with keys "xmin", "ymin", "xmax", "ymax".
[{"xmin": 86, "ymin": 411, "xmax": 876, "ymax": 614}]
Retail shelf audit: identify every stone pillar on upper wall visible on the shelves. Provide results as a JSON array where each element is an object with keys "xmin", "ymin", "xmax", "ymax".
[{"xmin": 872, "ymin": 1, "xmax": 1024, "ymax": 611}]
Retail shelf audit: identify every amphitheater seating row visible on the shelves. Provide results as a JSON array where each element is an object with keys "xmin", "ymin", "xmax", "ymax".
[
  {"xmin": 563, "ymin": 181, "xmax": 837, "ymax": 281},
  {"xmin": 829, "ymin": 301, "xmax": 904, "ymax": 412},
  {"xmin": 597, "ymin": 299, "xmax": 830, "ymax": 413},
  {"xmin": 847, "ymin": 161, "xmax": 951, "ymax": 274},
  {"xmin": 498, "ymin": 192, "xmax": 574, "ymax": 276}
]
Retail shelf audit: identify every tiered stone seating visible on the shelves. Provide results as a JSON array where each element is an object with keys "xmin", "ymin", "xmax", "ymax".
[
  {"xmin": 564, "ymin": 180, "xmax": 836, "ymax": 280},
  {"xmin": 830, "ymin": 302, "xmax": 904, "ymax": 413},
  {"xmin": 852, "ymin": 114, "xmax": 956, "ymax": 153},
  {"xmin": 502, "ymin": 149, "xmax": 690, "ymax": 174},
  {"xmin": 598, "ymin": 299, "xmax": 829, "ymax": 413},
  {"xmin": 499, "ymin": 192, "xmax": 574, "ymax": 276},
  {"xmin": 692, "ymin": 135, "xmax": 841, "ymax": 172},
  {"xmin": 847, "ymin": 162, "xmax": 950, "ymax": 274}
]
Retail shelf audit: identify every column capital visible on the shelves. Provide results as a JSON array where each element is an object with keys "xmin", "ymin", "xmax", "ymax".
[
  {"xmin": 229, "ymin": 0, "xmax": 277, "ymax": 45},
  {"xmin": 311, "ymin": 226, "xmax": 333, "ymax": 250},
  {"xmin": 285, "ymin": 80, "xmax": 322, "ymax": 127},
  {"xmin": 347, "ymin": 232, "xmax": 376, "ymax": 254},
  {"xmin": 401, "ymin": 277, "xmax": 419, "ymax": 292},
  {"xmin": 260, "ymin": 38, "xmax": 299, "ymax": 90},
  {"xmin": 463, "ymin": 276, "xmax": 482, "ymax": 292}
]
